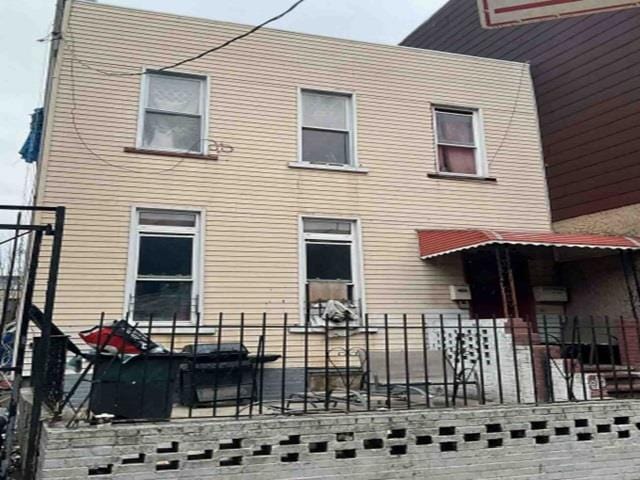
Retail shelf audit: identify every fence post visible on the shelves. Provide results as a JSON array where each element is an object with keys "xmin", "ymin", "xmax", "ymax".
[
  {"xmin": 0, "ymin": 212, "xmax": 21, "ymax": 335},
  {"xmin": 24, "ymin": 206, "xmax": 65, "ymax": 480},
  {"xmin": 0, "ymin": 229, "xmax": 42, "ymax": 478}
]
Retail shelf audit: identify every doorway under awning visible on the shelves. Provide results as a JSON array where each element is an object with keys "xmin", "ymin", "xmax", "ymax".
[{"xmin": 417, "ymin": 229, "xmax": 640, "ymax": 320}]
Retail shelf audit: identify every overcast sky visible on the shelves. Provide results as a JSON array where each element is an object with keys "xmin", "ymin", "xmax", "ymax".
[{"xmin": 0, "ymin": 0, "xmax": 446, "ymax": 231}]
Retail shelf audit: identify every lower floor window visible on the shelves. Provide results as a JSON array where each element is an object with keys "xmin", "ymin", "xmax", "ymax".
[
  {"xmin": 127, "ymin": 208, "xmax": 201, "ymax": 323},
  {"xmin": 302, "ymin": 218, "xmax": 363, "ymax": 324},
  {"xmin": 134, "ymin": 280, "xmax": 193, "ymax": 323}
]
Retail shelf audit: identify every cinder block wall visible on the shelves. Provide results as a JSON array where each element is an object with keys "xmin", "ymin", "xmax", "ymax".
[{"xmin": 37, "ymin": 400, "xmax": 640, "ymax": 479}]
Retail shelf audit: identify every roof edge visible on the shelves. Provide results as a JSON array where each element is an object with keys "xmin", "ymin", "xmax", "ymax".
[{"xmin": 72, "ymin": 0, "xmax": 529, "ymax": 69}]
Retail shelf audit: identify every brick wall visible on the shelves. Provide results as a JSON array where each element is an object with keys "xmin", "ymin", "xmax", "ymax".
[
  {"xmin": 37, "ymin": 400, "xmax": 640, "ymax": 479},
  {"xmin": 617, "ymin": 320, "xmax": 640, "ymax": 368}
]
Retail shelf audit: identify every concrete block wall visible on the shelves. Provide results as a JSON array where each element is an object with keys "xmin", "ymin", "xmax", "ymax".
[
  {"xmin": 37, "ymin": 400, "xmax": 640, "ymax": 479},
  {"xmin": 426, "ymin": 317, "xmax": 590, "ymax": 404}
]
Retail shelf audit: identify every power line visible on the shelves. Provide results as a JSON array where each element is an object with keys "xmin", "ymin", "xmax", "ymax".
[
  {"xmin": 488, "ymin": 62, "xmax": 529, "ymax": 167},
  {"xmin": 61, "ymin": 0, "xmax": 304, "ymax": 174},
  {"xmin": 67, "ymin": 0, "xmax": 306, "ymax": 77},
  {"xmin": 431, "ymin": 62, "xmax": 529, "ymax": 174},
  {"xmin": 67, "ymin": 42, "xmax": 185, "ymax": 174},
  {"xmin": 68, "ymin": 51, "xmax": 237, "ymax": 174},
  {"xmin": 66, "ymin": 25, "xmax": 235, "ymax": 174}
]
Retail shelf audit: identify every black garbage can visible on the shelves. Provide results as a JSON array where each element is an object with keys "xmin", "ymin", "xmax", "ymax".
[
  {"xmin": 179, "ymin": 343, "xmax": 257, "ymax": 407},
  {"xmin": 89, "ymin": 353, "xmax": 184, "ymax": 420}
]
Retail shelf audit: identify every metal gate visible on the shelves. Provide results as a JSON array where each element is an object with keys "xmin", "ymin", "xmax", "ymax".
[{"xmin": 0, "ymin": 205, "xmax": 65, "ymax": 479}]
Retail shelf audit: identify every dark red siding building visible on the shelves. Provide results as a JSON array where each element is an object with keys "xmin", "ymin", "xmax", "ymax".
[{"xmin": 402, "ymin": 1, "xmax": 640, "ymax": 223}]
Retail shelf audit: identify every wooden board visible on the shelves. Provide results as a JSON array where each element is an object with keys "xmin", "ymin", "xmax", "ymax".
[{"xmin": 478, "ymin": 0, "xmax": 640, "ymax": 28}]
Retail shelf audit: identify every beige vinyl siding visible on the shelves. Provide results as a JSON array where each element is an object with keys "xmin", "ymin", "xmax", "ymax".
[{"xmin": 33, "ymin": 0, "xmax": 551, "ymax": 349}]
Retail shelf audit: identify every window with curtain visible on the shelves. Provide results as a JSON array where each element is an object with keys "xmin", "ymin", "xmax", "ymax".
[
  {"xmin": 128, "ymin": 209, "xmax": 200, "ymax": 323},
  {"xmin": 301, "ymin": 90, "xmax": 354, "ymax": 166},
  {"xmin": 434, "ymin": 108, "xmax": 483, "ymax": 176},
  {"xmin": 140, "ymin": 72, "xmax": 206, "ymax": 153}
]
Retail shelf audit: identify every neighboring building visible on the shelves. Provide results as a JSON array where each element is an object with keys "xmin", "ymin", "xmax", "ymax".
[
  {"xmin": 29, "ymin": 0, "xmax": 639, "ymax": 343},
  {"xmin": 401, "ymin": 0, "xmax": 640, "ymax": 319}
]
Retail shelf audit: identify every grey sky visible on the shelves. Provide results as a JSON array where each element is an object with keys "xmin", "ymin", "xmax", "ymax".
[{"xmin": 0, "ymin": 0, "xmax": 446, "ymax": 229}]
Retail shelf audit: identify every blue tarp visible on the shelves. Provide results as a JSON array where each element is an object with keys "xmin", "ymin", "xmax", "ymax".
[{"xmin": 19, "ymin": 107, "xmax": 44, "ymax": 163}]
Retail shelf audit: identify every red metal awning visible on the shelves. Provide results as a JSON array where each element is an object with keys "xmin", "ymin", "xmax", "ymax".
[{"xmin": 418, "ymin": 229, "xmax": 640, "ymax": 259}]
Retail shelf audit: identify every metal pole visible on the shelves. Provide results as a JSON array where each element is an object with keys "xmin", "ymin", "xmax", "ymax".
[
  {"xmin": 620, "ymin": 251, "xmax": 639, "ymax": 321},
  {"xmin": 628, "ymin": 252, "xmax": 640, "ymax": 318},
  {"xmin": 505, "ymin": 248, "xmax": 520, "ymax": 319},
  {"xmin": 24, "ymin": 206, "xmax": 65, "ymax": 479},
  {"xmin": 492, "ymin": 316, "xmax": 504, "ymax": 404},
  {"xmin": 495, "ymin": 246, "xmax": 519, "ymax": 319},
  {"xmin": 0, "ymin": 213, "xmax": 22, "ymax": 335},
  {"xmin": 0, "ymin": 229, "xmax": 42, "ymax": 478}
]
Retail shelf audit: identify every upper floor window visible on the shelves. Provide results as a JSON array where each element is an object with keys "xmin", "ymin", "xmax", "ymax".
[
  {"xmin": 434, "ymin": 107, "xmax": 485, "ymax": 176},
  {"xmin": 127, "ymin": 208, "xmax": 201, "ymax": 323},
  {"xmin": 139, "ymin": 72, "xmax": 207, "ymax": 153},
  {"xmin": 300, "ymin": 90, "xmax": 355, "ymax": 166}
]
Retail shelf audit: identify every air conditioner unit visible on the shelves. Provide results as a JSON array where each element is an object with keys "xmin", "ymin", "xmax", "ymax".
[
  {"xmin": 449, "ymin": 285, "xmax": 472, "ymax": 301},
  {"xmin": 533, "ymin": 286, "xmax": 568, "ymax": 303}
]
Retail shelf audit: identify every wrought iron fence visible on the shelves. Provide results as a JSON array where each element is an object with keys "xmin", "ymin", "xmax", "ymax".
[
  {"xmin": 0, "ymin": 205, "xmax": 66, "ymax": 480},
  {"xmin": 54, "ymin": 311, "xmax": 640, "ymax": 426}
]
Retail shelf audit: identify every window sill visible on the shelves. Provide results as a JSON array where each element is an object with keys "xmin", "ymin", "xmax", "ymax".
[
  {"xmin": 135, "ymin": 324, "xmax": 217, "ymax": 335},
  {"xmin": 427, "ymin": 172, "xmax": 497, "ymax": 183},
  {"xmin": 123, "ymin": 147, "xmax": 218, "ymax": 161},
  {"xmin": 289, "ymin": 326, "xmax": 378, "ymax": 334},
  {"xmin": 288, "ymin": 162, "xmax": 369, "ymax": 174}
]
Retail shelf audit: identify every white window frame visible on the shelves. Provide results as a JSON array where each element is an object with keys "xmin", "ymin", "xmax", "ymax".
[
  {"xmin": 297, "ymin": 87, "xmax": 358, "ymax": 168},
  {"xmin": 432, "ymin": 106, "xmax": 487, "ymax": 178},
  {"xmin": 136, "ymin": 69, "xmax": 209, "ymax": 154},
  {"xmin": 298, "ymin": 216, "xmax": 366, "ymax": 325},
  {"xmin": 124, "ymin": 206, "xmax": 204, "ymax": 325}
]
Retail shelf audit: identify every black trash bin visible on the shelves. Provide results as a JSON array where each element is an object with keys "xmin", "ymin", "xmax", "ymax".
[
  {"xmin": 89, "ymin": 353, "xmax": 184, "ymax": 420},
  {"xmin": 179, "ymin": 343, "xmax": 257, "ymax": 407}
]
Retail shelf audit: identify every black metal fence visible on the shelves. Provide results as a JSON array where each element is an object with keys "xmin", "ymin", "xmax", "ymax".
[
  {"xmin": 55, "ymin": 312, "xmax": 640, "ymax": 426},
  {"xmin": 0, "ymin": 205, "xmax": 65, "ymax": 480}
]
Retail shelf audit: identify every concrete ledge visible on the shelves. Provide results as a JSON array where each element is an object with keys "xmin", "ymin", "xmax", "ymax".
[{"xmin": 36, "ymin": 400, "xmax": 640, "ymax": 479}]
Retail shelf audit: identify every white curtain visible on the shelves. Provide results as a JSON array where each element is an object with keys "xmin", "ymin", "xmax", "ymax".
[{"xmin": 302, "ymin": 91, "xmax": 348, "ymax": 130}]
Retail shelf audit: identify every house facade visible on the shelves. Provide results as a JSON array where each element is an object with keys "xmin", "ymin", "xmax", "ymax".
[
  {"xmin": 15, "ymin": 2, "xmax": 640, "ymax": 478},
  {"xmin": 401, "ymin": 0, "xmax": 640, "ymax": 320},
  {"xmin": 32, "ymin": 0, "xmax": 560, "ymax": 337}
]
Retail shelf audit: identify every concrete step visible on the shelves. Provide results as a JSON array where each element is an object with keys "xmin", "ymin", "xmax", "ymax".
[
  {"xmin": 579, "ymin": 364, "xmax": 640, "ymax": 397},
  {"xmin": 582, "ymin": 364, "xmax": 634, "ymax": 373},
  {"xmin": 606, "ymin": 382, "xmax": 640, "ymax": 393}
]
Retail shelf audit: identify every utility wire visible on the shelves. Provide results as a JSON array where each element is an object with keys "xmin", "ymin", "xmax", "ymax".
[
  {"xmin": 62, "ymin": 0, "xmax": 304, "ymax": 174},
  {"xmin": 67, "ymin": 0, "xmax": 306, "ymax": 77},
  {"xmin": 429, "ymin": 61, "xmax": 528, "ymax": 174},
  {"xmin": 488, "ymin": 62, "xmax": 529, "ymax": 167},
  {"xmin": 155, "ymin": 0, "xmax": 305, "ymax": 73},
  {"xmin": 66, "ymin": 27, "xmax": 234, "ymax": 174},
  {"xmin": 67, "ymin": 41, "xmax": 187, "ymax": 174}
]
